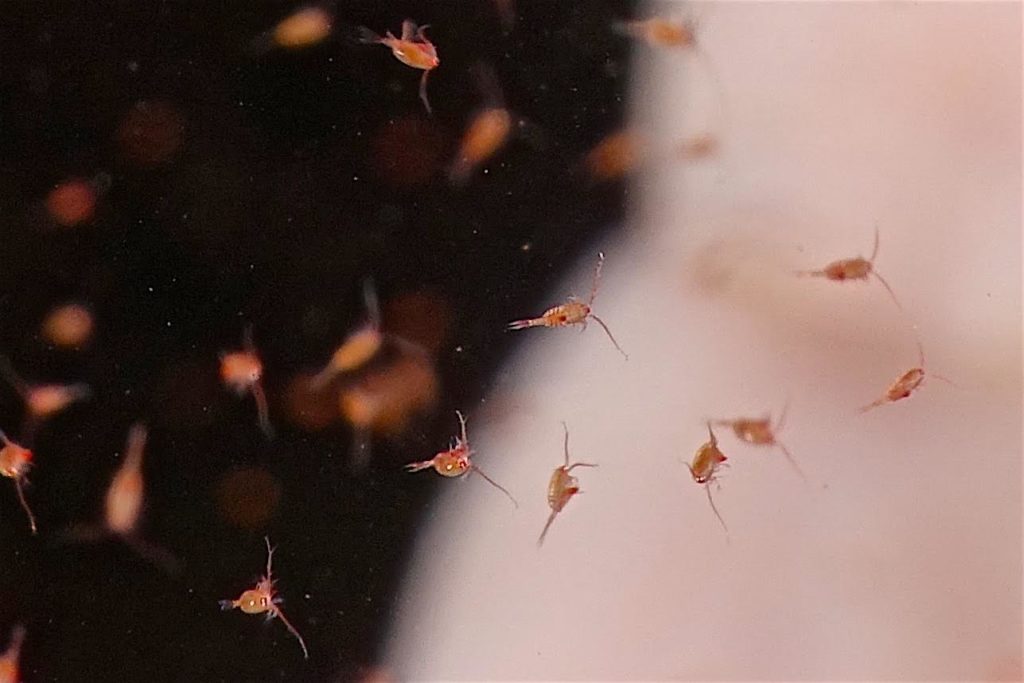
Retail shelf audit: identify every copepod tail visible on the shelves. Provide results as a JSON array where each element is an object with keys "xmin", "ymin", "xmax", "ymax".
[
  {"xmin": 356, "ymin": 26, "xmax": 382, "ymax": 44},
  {"xmin": 507, "ymin": 317, "xmax": 542, "ymax": 331},
  {"xmin": 218, "ymin": 599, "xmax": 236, "ymax": 611},
  {"xmin": 419, "ymin": 70, "xmax": 433, "ymax": 116},
  {"xmin": 404, "ymin": 460, "xmax": 433, "ymax": 473},
  {"xmin": 537, "ymin": 509, "xmax": 558, "ymax": 547}
]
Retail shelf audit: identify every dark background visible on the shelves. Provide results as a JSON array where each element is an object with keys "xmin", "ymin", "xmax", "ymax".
[{"xmin": 0, "ymin": 1, "xmax": 633, "ymax": 680}]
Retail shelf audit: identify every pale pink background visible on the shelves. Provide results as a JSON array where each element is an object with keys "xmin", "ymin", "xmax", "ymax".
[{"xmin": 385, "ymin": 2, "xmax": 1022, "ymax": 680}]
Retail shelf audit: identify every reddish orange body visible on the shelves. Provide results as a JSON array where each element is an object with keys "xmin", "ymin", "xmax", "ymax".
[
  {"xmin": 0, "ymin": 625, "xmax": 25, "ymax": 683},
  {"xmin": 797, "ymin": 226, "xmax": 903, "ymax": 311},
  {"xmin": 686, "ymin": 423, "xmax": 729, "ymax": 537},
  {"xmin": 538, "ymin": 423, "xmax": 596, "ymax": 547},
  {"xmin": 507, "ymin": 252, "xmax": 628, "ymax": 359},
  {"xmin": 449, "ymin": 107, "xmax": 512, "ymax": 185},
  {"xmin": 0, "ymin": 355, "xmax": 90, "ymax": 443},
  {"xmin": 405, "ymin": 410, "xmax": 517, "ymax": 507},
  {"xmin": 273, "ymin": 7, "xmax": 332, "ymax": 49},
  {"xmin": 312, "ymin": 280, "xmax": 386, "ymax": 388},
  {"xmin": 360, "ymin": 20, "xmax": 439, "ymax": 114},
  {"xmin": 614, "ymin": 17, "xmax": 696, "ymax": 48},
  {"xmin": 712, "ymin": 404, "xmax": 806, "ymax": 482},
  {"xmin": 859, "ymin": 337, "xmax": 949, "ymax": 413},
  {"xmin": 220, "ymin": 329, "xmax": 273, "ymax": 437},
  {"xmin": 220, "ymin": 537, "xmax": 309, "ymax": 659},
  {"xmin": 0, "ymin": 430, "xmax": 36, "ymax": 534},
  {"xmin": 583, "ymin": 130, "xmax": 644, "ymax": 182}
]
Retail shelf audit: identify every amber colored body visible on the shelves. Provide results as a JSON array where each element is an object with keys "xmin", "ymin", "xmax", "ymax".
[
  {"xmin": 507, "ymin": 253, "xmax": 628, "ymax": 359},
  {"xmin": 0, "ymin": 625, "xmax": 25, "ymax": 683},
  {"xmin": 219, "ymin": 537, "xmax": 309, "ymax": 659},
  {"xmin": 687, "ymin": 423, "xmax": 729, "ymax": 536},
  {"xmin": 538, "ymin": 423, "xmax": 596, "ymax": 547},
  {"xmin": 360, "ymin": 20, "xmax": 439, "ymax": 114},
  {"xmin": 449, "ymin": 107, "xmax": 513, "ymax": 184},
  {"xmin": 105, "ymin": 424, "xmax": 147, "ymax": 535},
  {"xmin": 614, "ymin": 18, "xmax": 696, "ymax": 48},
  {"xmin": 272, "ymin": 7, "xmax": 332, "ymax": 49},
  {"xmin": 860, "ymin": 367, "xmax": 927, "ymax": 413},
  {"xmin": 0, "ymin": 430, "xmax": 36, "ymax": 534},
  {"xmin": 404, "ymin": 411, "xmax": 517, "ymax": 507},
  {"xmin": 712, "ymin": 407, "xmax": 807, "ymax": 482},
  {"xmin": 584, "ymin": 130, "xmax": 642, "ymax": 182},
  {"xmin": 797, "ymin": 227, "xmax": 903, "ymax": 311},
  {"xmin": 220, "ymin": 329, "xmax": 273, "ymax": 437}
]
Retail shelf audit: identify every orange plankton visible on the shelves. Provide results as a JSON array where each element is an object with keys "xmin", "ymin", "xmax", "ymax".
[
  {"xmin": 220, "ymin": 328, "xmax": 273, "ymax": 437},
  {"xmin": 685, "ymin": 423, "xmax": 730, "ymax": 538},
  {"xmin": 538, "ymin": 423, "xmax": 596, "ymax": 547},
  {"xmin": 797, "ymin": 226, "xmax": 904, "ymax": 311},
  {"xmin": 859, "ymin": 337, "xmax": 952, "ymax": 413},
  {"xmin": 583, "ymin": 130, "xmax": 645, "ymax": 182},
  {"xmin": 67, "ymin": 423, "xmax": 179, "ymax": 572},
  {"xmin": 220, "ymin": 536, "xmax": 309, "ymax": 660},
  {"xmin": 508, "ymin": 252, "xmax": 628, "ymax": 359},
  {"xmin": 311, "ymin": 281, "xmax": 385, "ymax": 389},
  {"xmin": 359, "ymin": 19, "xmax": 439, "ymax": 114},
  {"xmin": 0, "ymin": 356, "xmax": 90, "ymax": 443},
  {"xmin": 405, "ymin": 410, "xmax": 517, "ymax": 507},
  {"xmin": 614, "ymin": 17, "xmax": 697, "ymax": 49},
  {"xmin": 0, "ymin": 430, "xmax": 37, "ymax": 534},
  {"xmin": 0, "ymin": 625, "xmax": 26, "ymax": 683},
  {"xmin": 272, "ymin": 6, "xmax": 332, "ymax": 49},
  {"xmin": 448, "ymin": 64, "xmax": 513, "ymax": 185},
  {"xmin": 712, "ymin": 404, "xmax": 806, "ymax": 482}
]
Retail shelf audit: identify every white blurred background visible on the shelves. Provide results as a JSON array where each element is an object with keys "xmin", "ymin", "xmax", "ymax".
[{"xmin": 386, "ymin": 2, "xmax": 1022, "ymax": 680}]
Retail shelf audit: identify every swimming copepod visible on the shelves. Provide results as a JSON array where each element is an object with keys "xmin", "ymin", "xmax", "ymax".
[
  {"xmin": 538, "ymin": 422, "xmax": 596, "ymax": 547},
  {"xmin": 685, "ymin": 422, "xmax": 729, "ymax": 538},
  {"xmin": 712, "ymin": 402, "xmax": 806, "ymax": 482},
  {"xmin": 359, "ymin": 19, "xmax": 439, "ymax": 114},
  {"xmin": 0, "ymin": 429, "xmax": 37, "ymax": 534}
]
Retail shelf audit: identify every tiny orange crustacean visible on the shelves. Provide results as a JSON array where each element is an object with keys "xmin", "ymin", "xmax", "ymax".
[
  {"xmin": 220, "ymin": 536, "xmax": 309, "ymax": 660},
  {"xmin": 859, "ymin": 336, "xmax": 954, "ymax": 414},
  {"xmin": 712, "ymin": 403, "xmax": 807, "ymax": 482},
  {"xmin": 796, "ymin": 225, "xmax": 904, "ymax": 312},
  {"xmin": 0, "ymin": 429, "xmax": 37, "ymax": 534},
  {"xmin": 448, "ymin": 63, "xmax": 514, "ymax": 186},
  {"xmin": 311, "ymin": 280, "xmax": 386, "ymax": 390},
  {"xmin": 686, "ymin": 422, "xmax": 730, "ymax": 539},
  {"xmin": 538, "ymin": 422, "xmax": 597, "ymax": 547},
  {"xmin": 220, "ymin": 327, "xmax": 273, "ymax": 438},
  {"xmin": 359, "ymin": 19, "xmax": 439, "ymax": 115},
  {"xmin": 0, "ymin": 625, "xmax": 26, "ymax": 683},
  {"xmin": 0, "ymin": 355, "xmax": 90, "ymax": 444},
  {"xmin": 613, "ymin": 17, "xmax": 697, "ymax": 49},
  {"xmin": 507, "ymin": 252, "xmax": 628, "ymax": 359},
  {"xmin": 405, "ymin": 410, "xmax": 518, "ymax": 507}
]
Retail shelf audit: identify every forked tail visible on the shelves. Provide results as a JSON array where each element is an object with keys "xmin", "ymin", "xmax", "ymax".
[{"xmin": 507, "ymin": 317, "xmax": 543, "ymax": 331}]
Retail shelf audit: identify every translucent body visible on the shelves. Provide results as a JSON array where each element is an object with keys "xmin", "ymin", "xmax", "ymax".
[
  {"xmin": 614, "ymin": 18, "xmax": 696, "ymax": 48},
  {"xmin": 449, "ymin": 107, "xmax": 513, "ymax": 184},
  {"xmin": 0, "ymin": 430, "xmax": 36, "ymax": 534},
  {"xmin": 797, "ymin": 227, "xmax": 903, "ymax": 311},
  {"xmin": 712, "ymin": 406, "xmax": 807, "ymax": 482},
  {"xmin": 105, "ymin": 424, "xmax": 146, "ymax": 535},
  {"xmin": 360, "ymin": 20, "xmax": 439, "ymax": 114},
  {"xmin": 220, "ymin": 330, "xmax": 273, "ymax": 437},
  {"xmin": 404, "ymin": 411, "xmax": 517, "ymax": 506},
  {"xmin": 538, "ymin": 423, "xmax": 596, "ymax": 547},
  {"xmin": 507, "ymin": 253, "xmax": 628, "ymax": 359},
  {"xmin": 219, "ymin": 537, "xmax": 309, "ymax": 659},
  {"xmin": 859, "ymin": 337, "xmax": 951, "ymax": 413}
]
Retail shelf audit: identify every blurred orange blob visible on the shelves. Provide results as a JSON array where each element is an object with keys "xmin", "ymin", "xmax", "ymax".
[
  {"xmin": 283, "ymin": 370, "xmax": 340, "ymax": 432},
  {"xmin": 677, "ymin": 132, "xmax": 718, "ymax": 161},
  {"xmin": 0, "ymin": 625, "xmax": 25, "ymax": 683},
  {"xmin": 448, "ymin": 107, "xmax": 513, "ymax": 185},
  {"xmin": 274, "ymin": 7, "xmax": 332, "ymax": 48},
  {"xmin": 339, "ymin": 353, "xmax": 439, "ymax": 437},
  {"xmin": 215, "ymin": 466, "xmax": 282, "ymax": 530},
  {"xmin": 116, "ymin": 100, "xmax": 185, "ymax": 168},
  {"xmin": 41, "ymin": 303, "xmax": 95, "ymax": 349},
  {"xmin": 370, "ymin": 117, "xmax": 446, "ymax": 187},
  {"xmin": 46, "ymin": 179, "xmax": 96, "ymax": 227},
  {"xmin": 383, "ymin": 290, "xmax": 451, "ymax": 354},
  {"xmin": 584, "ymin": 130, "xmax": 646, "ymax": 182}
]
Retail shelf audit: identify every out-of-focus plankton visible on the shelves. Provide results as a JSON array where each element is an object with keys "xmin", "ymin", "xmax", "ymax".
[
  {"xmin": 405, "ymin": 410, "xmax": 517, "ymax": 507},
  {"xmin": 65, "ymin": 423, "xmax": 179, "ymax": 572},
  {"xmin": 0, "ymin": 356, "xmax": 91, "ymax": 444},
  {"xmin": 272, "ymin": 6, "xmax": 333, "ymax": 49},
  {"xmin": 613, "ymin": 17, "xmax": 697, "ymax": 49},
  {"xmin": 685, "ymin": 422, "xmax": 729, "ymax": 538},
  {"xmin": 220, "ymin": 327, "xmax": 273, "ymax": 438},
  {"xmin": 220, "ymin": 536, "xmax": 309, "ymax": 660},
  {"xmin": 0, "ymin": 625, "xmax": 26, "ymax": 683},
  {"xmin": 583, "ymin": 129, "xmax": 646, "ymax": 182},
  {"xmin": 311, "ymin": 281, "xmax": 386, "ymax": 389},
  {"xmin": 859, "ymin": 336, "xmax": 953, "ymax": 413},
  {"xmin": 538, "ymin": 422, "xmax": 596, "ymax": 547},
  {"xmin": 359, "ymin": 19, "xmax": 439, "ymax": 114},
  {"xmin": 448, "ymin": 64, "xmax": 514, "ymax": 185},
  {"xmin": 796, "ymin": 226, "xmax": 904, "ymax": 312},
  {"xmin": 507, "ymin": 252, "xmax": 628, "ymax": 359},
  {"xmin": 712, "ymin": 403, "xmax": 806, "ymax": 482},
  {"xmin": 0, "ymin": 430, "xmax": 37, "ymax": 534}
]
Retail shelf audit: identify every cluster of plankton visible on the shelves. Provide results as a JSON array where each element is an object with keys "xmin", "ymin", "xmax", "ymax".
[{"xmin": 0, "ymin": 9, "xmax": 951, "ymax": 672}]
